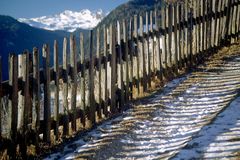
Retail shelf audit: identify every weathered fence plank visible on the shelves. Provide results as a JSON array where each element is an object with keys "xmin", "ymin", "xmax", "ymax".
[
  {"xmin": 145, "ymin": 12, "xmax": 151, "ymax": 87},
  {"xmin": 70, "ymin": 34, "xmax": 77, "ymax": 132},
  {"xmin": 62, "ymin": 37, "xmax": 69, "ymax": 136},
  {"xmin": 96, "ymin": 28, "xmax": 102, "ymax": 118},
  {"xmin": 54, "ymin": 40, "xmax": 59, "ymax": 139},
  {"xmin": 32, "ymin": 47, "xmax": 40, "ymax": 152},
  {"xmin": 110, "ymin": 24, "xmax": 117, "ymax": 113},
  {"xmin": 42, "ymin": 44, "xmax": 51, "ymax": 143},
  {"xmin": 129, "ymin": 19, "xmax": 134, "ymax": 100},
  {"xmin": 139, "ymin": 15, "xmax": 147, "ymax": 93},
  {"xmin": 80, "ymin": 32, "xmax": 86, "ymax": 126},
  {"xmin": 155, "ymin": 10, "xmax": 162, "ymax": 81},
  {"xmin": 117, "ymin": 22, "xmax": 124, "ymax": 111},
  {"xmin": 123, "ymin": 19, "xmax": 129, "ymax": 103},
  {"xmin": 89, "ymin": 30, "xmax": 96, "ymax": 124},
  {"xmin": 103, "ymin": 27, "xmax": 108, "ymax": 116},
  {"xmin": 9, "ymin": 54, "xmax": 18, "ymax": 157}
]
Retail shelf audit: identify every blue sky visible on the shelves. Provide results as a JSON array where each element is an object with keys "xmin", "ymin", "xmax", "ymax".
[{"xmin": 0, "ymin": 0, "xmax": 129, "ymax": 18}]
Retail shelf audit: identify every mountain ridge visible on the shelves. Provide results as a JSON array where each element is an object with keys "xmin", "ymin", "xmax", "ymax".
[{"xmin": 18, "ymin": 9, "xmax": 107, "ymax": 32}]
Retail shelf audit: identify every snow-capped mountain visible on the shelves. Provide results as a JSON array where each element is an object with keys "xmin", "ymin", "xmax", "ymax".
[{"xmin": 18, "ymin": 9, "xmax": 106, "ymax": 32}]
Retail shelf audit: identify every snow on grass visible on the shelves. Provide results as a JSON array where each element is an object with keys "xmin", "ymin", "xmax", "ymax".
[
  {"xmin": 44, "ymin": 76, "xmax": 187, "ymax": 160},
  {"xmin": 173, "ymin": 96, "xmax": 240, "ymax": 160}
]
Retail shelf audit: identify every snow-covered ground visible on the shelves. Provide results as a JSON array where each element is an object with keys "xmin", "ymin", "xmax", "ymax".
[
  {"xmin": 44, "ymin": 44, "xmax": 240, "ymax": 160},
  {"xmin": 174, "ymin": 96, "xmax": 240, "ymax": 159}
]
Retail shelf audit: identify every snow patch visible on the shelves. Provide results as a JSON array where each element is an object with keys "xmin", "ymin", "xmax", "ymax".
[{"xmin": 18, "ymin": 9, "xmax": 106, "ymax": 32}]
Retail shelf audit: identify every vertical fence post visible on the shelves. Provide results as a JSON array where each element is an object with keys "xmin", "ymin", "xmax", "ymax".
[
  {"xmin": 21, "ymin": 50, "xmax": 30, "ymax": 157},
  {"xmin": 103, "ymin": 26, "xmax": 108, "ymax": 116},
  {"xmin": 150, "ymin": 11, "xmax": 155, "ymax": 76},
  {"xmin": 18, "ymin": 54, "xmax": 24, "ymax": 134},
  {"xmin": 179, "ymin": 3, "xmax": 184, "ymax": 69},
  {"xmin": 189, "ymin": 1, "xmax": 194, "ymax": 67},
  {"xmin": 70, "ymin": 35, "xmax": 77, "ymax": 132},
  {"xmin": 221, "ymin": 0, "xmax": 227, "ymax": 41},
  {"xmin": 139, "ymin": 15, "xmax": 147, "ymax": 93},
  {"xmin": 129, "ymin": 19, "xmax": 134, "ymax": 100},
  {"xmin": 8, "ymin": 53, "xmax": 18, "ymax": 158},
  {"xmin": 161, "ymin": 6, "xmax": 167, "ymax": 72},
  {"xmin": 184, "ymin": 0, "xmax": 188, "ymax": 66},
  {"xmin": 207, "ymin": 0, "xmax": 211, "ymax": 50},
  {"xmin": 155, "ymin": 10, "xmax": 162, "ymax": 81},
  {"xmin": 168, "ymin": 4, "xmax": 173, "ymax": 69},
  {"xmin": 123, "ymin": 19, "xmax": 129, "ymax": 103},
  {"xmin": 62, "ymin": 38, "xmax": 69, "ymax": 136},
  {"xmin": 80, "ymin": 33, "xmax": 86, "ymax": 126},
  {"xmin": 110, "ymin": 24, "xmax": 117, "ymax": 113},
  {"xmin": 32, "ymin": 47, "xmax": 40, "ymax": 153},
  {"xmin": 200, "ymin": 0, "xmax": 204, "ymax": 53},
  {"xmin": 54, "ymin": 40, "xmax": 59, "ymax": 139},
  {"xmin": 117, "ymin": 21, "xmax": 124, "ymax": 110},
  {"xmin": 96, "ymin": 28, "xmax": 102, "ymax": 118},
  {"xmin": 145, "ymin": 12, "xmax": 151, "ymax": 88},
  {"xmin": 42, "ymin": 44, "xmax": 51, "ymax": 143},
  {"xmin": 89, "ymin": 30, "xmax": 96, "ymax": 124},
  {"xmin": 173, "ymin": 3, "xmax": 179, "ymax": 74},
  {"xmin": 133, "ymin": 15, "xmax": 140, "ymax": 97}
]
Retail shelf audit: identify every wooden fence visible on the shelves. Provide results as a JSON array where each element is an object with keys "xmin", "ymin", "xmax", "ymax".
[{"xmin": 0, "ymin": 0, "xmax": 239, "ymax": 158}]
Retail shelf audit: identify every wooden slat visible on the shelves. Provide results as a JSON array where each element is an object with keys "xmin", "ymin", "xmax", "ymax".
[
  {"xmin": 22, "ymin": 50, "xmax": 30, "ymax": 157},
  {"xmin": 215, "ymin": 0, "xmax": 221, "ymax": 46},
  {"xmin": 133, "ymin": 15, "xmax": 140, "ymax": 97},
  {"xmin": 231, "ymin": 0, "xmax": 237, "ymax": 42},
  {"xmin": 155, "ymin": 10, "xmax": 162, "ymax": 80},
  {"xmin": 179, "ymin": 3, "xmax": 184, "ymax": 68},
  {"xmin": 184, "ymin": 0, "xmax": 189, "ymax": 65},
  {"xmin": 117, "ymin": 21, "xmax": 124, "ymax": 110},
  {"xmin": 9, "ymin": 53, "xmax": 18, "ymax": 158},
  {"xmin": 110, "ymin": 24, "xmax": 117, "ymax": 113},
  {"xmin": 237, "ymin": 1, "xmax": 240, "ymax": 36},
  {"xmin": 145, "ymin": 12, "xmax": 151, "ymax": 87},
  {"xmin": 166, "ymin": 5, "xmax": 172, "ymax": 68},
  {"xmin": 196, "ymin": 0, "xmax": 200, "ymax": 58},
  {"xmin": 103, "ymin": 27, "xmax": 108, "ymax": 116},
  {"xmin": 96, "ymin": 28, "xmax": 102, "ymax": 118},
  {"xmin": 123, "ymin": 19, "xmax": 129, "ymax": 103},
  {"xmin": 139, "ymin": 15, "xmax": 147, "ymax": 93},
  {"xmin": 62, "ymin": 37, "xmax": 69, "ymax": 136},
  {"xmin": 54, "ymin": 40, "xmax": 59, "ymax": 139},
  {"xmin": 70, "ymin": 35, "xmax": 77, "ymax": 132},
  {"xmin": 129, "ymin": 19, "xmax": 134, "ymax": 100},
  {"xmin": 161, "ymin": 6, "xmax": 167, "ymax": 70},
  {"xmin": 192, "ymin": 0, "xmax": 197, "ymax": 59},
  {"xmin": 80, "ymin": 33, "xmax": 86, "ymax": 125},
  {"xmin": 206, "ymin": 0, "xmax": 209, "ymax": 50},
  {"xmin": 189, "ymin": 2, "xmax": 194, "ymax": 67},
  {"xmin": 89, "ymin": 30, "xmax": 96, "ymax": 124},
  {"xmin": 211, "ymin": 0, "xmax": 216, "ymax": 47},
  {"xmin": 18, "ymin": 54, "xmax": 24, "ymax": 132},
  {"xmin": 237, "ymin": 0, "xmax": 240, "ymax": 36},
  {"xmin": 32, "ymin": 47, "xmax": 40, "ymax": 153},
  {"xmin": 42, "ymin": 44, "xmax": 51, "ymax": 143},
  {"xmin": 150, "ymin": 11, "xmax": 155, "ymax": 74},
  {"xmin": 173, "ymin": 3, "xmax": 179, "ymax": 74}
]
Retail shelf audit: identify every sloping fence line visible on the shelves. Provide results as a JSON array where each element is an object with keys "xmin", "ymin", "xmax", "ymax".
[{"xmin": 0, "ymin": 0, "xmax": 239, "ymax": 158}]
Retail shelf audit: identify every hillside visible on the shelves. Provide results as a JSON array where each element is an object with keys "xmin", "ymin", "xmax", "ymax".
[
  {"xmin": 97, "ymin": 0, "xmax": 163, "ymax": 28},
  {"xmin": 0, "ymin": 15, "xmax": 70, "ymax": 80}
]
